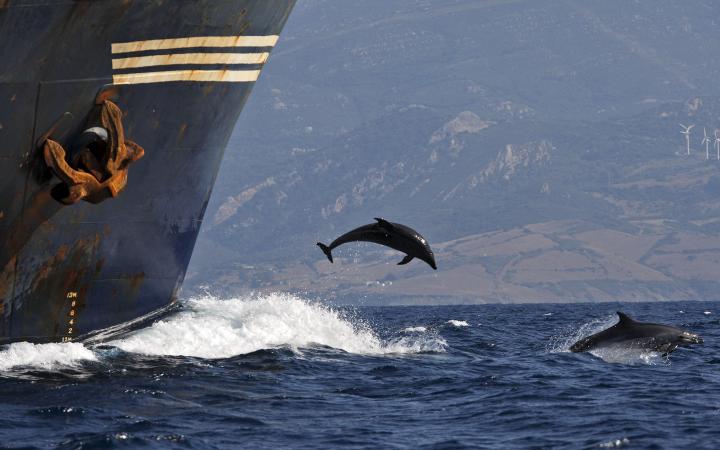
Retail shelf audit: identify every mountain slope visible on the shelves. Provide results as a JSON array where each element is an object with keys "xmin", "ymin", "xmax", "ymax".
[{"xmin": 187, "ymin": 0, "xmax": 720, "ymax": 303}]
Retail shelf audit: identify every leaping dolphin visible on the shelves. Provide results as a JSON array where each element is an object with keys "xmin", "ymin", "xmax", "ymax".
[
  {"xmin": 317, "ymin": 218, "xmax": 437, "ymax": 270},
  {"xmin": 570, "ymin": 312, "xmax": 703, "ymax": 355}
]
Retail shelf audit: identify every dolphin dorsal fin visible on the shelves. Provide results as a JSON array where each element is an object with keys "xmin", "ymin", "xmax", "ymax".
[
  {"xmin": 616, "ymin": 311, "xmax": 635, "ymax": 326},
  {"xmin": 374, "ymin": 217, "xmax": 394, "ymax": 230}
]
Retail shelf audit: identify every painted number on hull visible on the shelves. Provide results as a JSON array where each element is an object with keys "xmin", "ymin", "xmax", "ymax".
[{"xmin": 64, "ymin": 292, "xmax": 78, "ymax": 342}]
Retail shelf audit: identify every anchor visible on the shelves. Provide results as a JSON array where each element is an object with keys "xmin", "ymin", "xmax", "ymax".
[{"xmin": 42, "ymin": 100, "xmax": 144, "ymax": 204}]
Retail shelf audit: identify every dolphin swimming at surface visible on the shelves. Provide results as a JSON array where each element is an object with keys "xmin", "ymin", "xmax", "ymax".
[
  {"xmin": 570, "ymin": 312, "xmax": 703, "ymax": 355},
  {"xmin": 317, "ymin": 218, "xmax": 437, "ymax": 270}
]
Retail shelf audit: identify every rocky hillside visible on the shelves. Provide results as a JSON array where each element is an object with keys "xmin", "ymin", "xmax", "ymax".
[{"xmin": 186, "ymin": 0, "xmax": 720, "ymax": 303}]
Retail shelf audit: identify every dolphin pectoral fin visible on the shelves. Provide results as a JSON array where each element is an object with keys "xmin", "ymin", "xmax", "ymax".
[
  {"xmin": 317, "ymin": 242, "xmax": 334, "ymax": 263},
  {"xmin": 374, "ymin": 217, "xmax": 395, "ymax": 231},
  {"xmin": 397, "ymin": 255, "xmax": 414, "ymax": 265}
]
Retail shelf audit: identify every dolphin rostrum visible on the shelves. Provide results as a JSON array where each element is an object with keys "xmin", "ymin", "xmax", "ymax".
[
  {"xmin": 570, "ymin": 312, "xmax": 703, "ymax": 355},
  {"xmin": 317, "ymin": 218, "xmax": 437, "ymax": 270}
]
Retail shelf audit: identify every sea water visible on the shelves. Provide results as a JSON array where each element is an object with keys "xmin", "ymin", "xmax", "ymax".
[{"xmin": 0, "ymin": 294, "xmax": 717, "ymax": 449}]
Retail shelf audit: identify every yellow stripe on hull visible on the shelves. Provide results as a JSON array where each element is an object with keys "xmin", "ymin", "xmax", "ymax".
[
  {"xmin": 112, "ymin": 69, "xmax": 261, "ymax": 85},
  {"xmin": 111, "ymin": 35, "xmax": 279, "ymax": 54}
]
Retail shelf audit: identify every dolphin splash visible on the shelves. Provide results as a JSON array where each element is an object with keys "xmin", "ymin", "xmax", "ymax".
[
  {"xmin": 317, "ymin": 218, "xmax": 437, "ymax": 270},
  {"xmin": 570, "ymin": 312, "xmax": 703, "ymax": 355}
]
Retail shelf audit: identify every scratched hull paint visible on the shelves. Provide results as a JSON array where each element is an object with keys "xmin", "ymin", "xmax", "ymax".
[{"xmin": 0, "ymin": 0, "xmax": 295, "ymax": 343}]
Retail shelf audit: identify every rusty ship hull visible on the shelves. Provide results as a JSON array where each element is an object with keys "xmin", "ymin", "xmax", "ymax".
[{"xmin": 0, "ymin": 0, "xmax": 295, "ymax": 343}]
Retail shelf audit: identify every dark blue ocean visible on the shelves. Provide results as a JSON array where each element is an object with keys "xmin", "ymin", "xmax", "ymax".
[{"xmin": 0, "ymin": 295, "xmax": 717, "ymax": 449}]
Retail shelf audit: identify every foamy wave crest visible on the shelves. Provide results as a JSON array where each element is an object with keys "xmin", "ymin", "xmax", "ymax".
[
  {"xmin": 447, "ymin": 320, "xmax": 469, "ymax": 327},
  {"xmin": 403, "ymin": 326, "xmax": 427, "ymax": 333},
  {"xmin": 0, "ymin": 342, "xmax": 97, "ymax": 371},
  {"xmin": 589, "ymin": 347, "xmax": 664, "ymax": 365},
  {"xmin": 108, "ymin": 293, "xmax": 445, "ymax": 359},
  {"xmin": 548, "ymin": 314, "xmax": 618, "ymax": 353},
  {"xmin": 598, "ymin": 437, "xmax": 630, "ymax": 448}
]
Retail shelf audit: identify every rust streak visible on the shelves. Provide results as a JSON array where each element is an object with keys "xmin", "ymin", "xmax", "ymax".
[
  {"xmin": 176, "ymin": 123, "xmax": 188, "ymax": 143},
  {"xmin": 19, "ymin": 234, "xmax": 101, "ymax": 337},
  {"xmin": 123, "ymin": 272, "xmax": 146, "ymax": 308},
  {"xmin": 128, "ymin": 272, "xmax": 145, "ymax": 291},
  {"xmin": 0, "ymin": 256, "xmax": 16, "ymax": 308},
  {"xmin": 95, "ymin": 85, "xmax": 120, "ymax": 105}
]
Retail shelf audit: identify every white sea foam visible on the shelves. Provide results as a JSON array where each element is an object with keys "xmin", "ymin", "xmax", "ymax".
[
  {"xmin": 0, "ymin": 342, "xmax": 97, "ymax": 371},
  {"xmin": 589, "ymin": 347, "xmax": 664, "ymax": 365},
  {"xmin": 703, "ymin": 311, "xmax": 712, "ymax": 315},
  {"xmin": 548, "ymin": 314, "xmax": 618, "ymax": 353},
  {"xmin": 403, "ymin": 326, "xmax": 427, "ymax": 333},
  {"xmin": 108, "ymin": 293, "xmax": 445, "ymax": 358},
  {"xmin": 446, "ymin": 320, "xmax": 469, "ymax": 327},
  {"xmin": 598, "ymin": 437, "xmax": 630, "ymax": 448}
]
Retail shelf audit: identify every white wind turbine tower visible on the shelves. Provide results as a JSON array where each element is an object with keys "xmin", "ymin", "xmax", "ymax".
[
  {"xmin": 715, "ymin": 130, "xmax": 720, "ymax": 160},
  {"xmin": 702, "ymin": 127, "xmax": 711, "ymax": 160},
  {"xmin": 679, "ymin": 123, "xmax": 695, "ymax": 155}
]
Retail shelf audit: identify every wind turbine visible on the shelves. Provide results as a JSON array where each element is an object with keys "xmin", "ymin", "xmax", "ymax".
[
  {"xmin": 702, "ymin": 127, "xmax": 711, "ymax": 160},
  {"xmin": 715, "ymin": 130, "xmax": 720, "ymax": 160},
  {"xmin": 679, "ymin": 123, "xmax": 695, "ymax": 155}
]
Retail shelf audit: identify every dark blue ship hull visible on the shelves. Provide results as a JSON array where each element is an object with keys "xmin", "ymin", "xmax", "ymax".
[{"xmin": 0, "ymin": 0, "xmax": 295, "ymax": 343}]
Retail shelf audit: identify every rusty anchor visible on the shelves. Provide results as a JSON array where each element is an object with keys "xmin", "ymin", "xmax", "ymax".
[{"xmin": 42, "ymin": 100, "xmax": 144, "ymax": 204}]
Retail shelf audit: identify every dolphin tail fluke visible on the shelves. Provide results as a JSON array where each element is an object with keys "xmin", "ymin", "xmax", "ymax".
[{"xmin": 317, "ymin": 242, "xmax": 333, "ymax": 263}]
